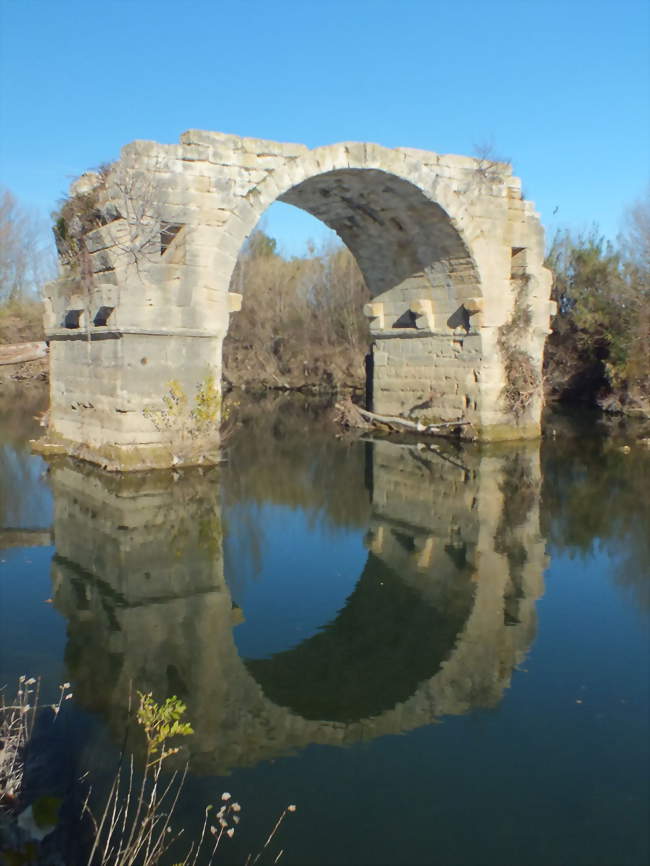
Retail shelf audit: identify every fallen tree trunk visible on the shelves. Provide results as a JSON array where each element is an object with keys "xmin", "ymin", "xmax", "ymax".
[
  {"xmin": 334, "ymin": 399, "xmax": 473, "ymax": 438},
  {"xmin": 0, "ymin": 341, "xmax": 48, "ymax": 366}
]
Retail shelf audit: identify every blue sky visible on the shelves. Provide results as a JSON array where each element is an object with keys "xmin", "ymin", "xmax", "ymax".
[{"xmin": 1, "ymin": 0, "xmax": 648, "ymax": 256}]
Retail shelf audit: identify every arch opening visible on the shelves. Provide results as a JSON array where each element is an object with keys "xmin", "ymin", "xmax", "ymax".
[
  {"xmin": 244, "ymin": 550, "xmax": 476, "ymax": 723},
  {"xmin": 279, "ymin": 168, "xmax": 482, "ymax": 317},
  {"xmin": 226, "ymin": 167, "xmax": 484, "ymax": 420}
]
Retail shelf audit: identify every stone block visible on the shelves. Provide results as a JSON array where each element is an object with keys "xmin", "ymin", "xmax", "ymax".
[
  {"xmin": 180, "ymin": 143, "xmax": 212, "ymax": 163},
  {"xmin": 463, "ymin": 297, "xmax": 483, "ymax": 314},
  {"xmin": 410, "ymin": 299, "xmax": 435, "ymax": 330},
  {"xmin": 70, "ymin": 172, "xmax": 102, "ymax": 197},
  {"xmin": 228, "ymin": 292, "xmax": 242, "ymax": 313},
  {"xmin": 364, "ymin": 302, "xmax": 385, "ymax": 330}
]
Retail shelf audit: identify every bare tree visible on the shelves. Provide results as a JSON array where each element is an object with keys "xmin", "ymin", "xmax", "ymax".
[
  {"xmin": 620, "ymin": 184, "xmax": 650, "ymax": 279},
  {"xmin": 0, "ymin": 188, "xmax": 55, "ymax": 303},
  {"xmin": 472, "ymin": 139, "xmax": 512, "ymax": 185}
]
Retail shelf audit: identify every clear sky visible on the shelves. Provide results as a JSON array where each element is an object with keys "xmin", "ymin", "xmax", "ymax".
[{"xmin": 1, "ymin": 0, "xmax": 648, "ymax": 256}]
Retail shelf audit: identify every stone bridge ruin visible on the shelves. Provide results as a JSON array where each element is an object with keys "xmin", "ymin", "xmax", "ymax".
[{"xmin": 41, "ymin": 131, "xmax": 554, "ymax": 469}]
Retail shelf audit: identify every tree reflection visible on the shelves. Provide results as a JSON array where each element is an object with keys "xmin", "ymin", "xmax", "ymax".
[
  {"xmin": 0, "ymin": 385, "xmax": 50, "ymax": 530},
  {"xmin": 541, "ymin": 413, "xmax": 650, "ymax": 614}
]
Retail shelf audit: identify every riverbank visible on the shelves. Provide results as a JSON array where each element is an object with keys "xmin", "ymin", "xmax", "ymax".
[{"xmin": 0, "ymin": 355, "xmax": 48, "ymax": 394}]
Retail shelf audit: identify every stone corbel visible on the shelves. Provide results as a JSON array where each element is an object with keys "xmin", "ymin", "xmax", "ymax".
[
  {"xmin": 43, "ymin": 298, "xmax": 56, "ymax": 330},
  {"xmin": 410, "ymin": 299, "xmax": 435, "ymax": 330},
  {"xmin": 416, "ymin": 536, "xmax": 435, "ymax": 569},
  {"xmin": 463, "ymin": 297, "xmax": 483, "ymax": 315},
  {"xmin": 365, "ymin": 525, "xmax": 384, "ymax": 554},
  {"xmin": 363, "ymin": 302, "xmax": 385, "ymax": 330},
  {"xmin": 463, "ymin": 297, "xmax": 484, "ymax": 328},
  {"xmin": 228, "ymin": 292, "xmax": 243, "ymax": 313}
]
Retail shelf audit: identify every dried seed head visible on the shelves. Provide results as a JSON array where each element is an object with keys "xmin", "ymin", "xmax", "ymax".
[
  {"xmin": 221, "ymin": 792, "xmax": 231, "ymax": 801},
  {"xmin": 288, "ymin": 804, "xmax": 297, "ymax": 812}
]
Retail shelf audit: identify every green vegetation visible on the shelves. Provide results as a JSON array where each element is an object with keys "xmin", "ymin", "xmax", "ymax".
[
  {"xmin": 544, "ymin": 187, "xmax": 650, "ymax": 414},
  {"xmin": 1, "ymin": 685, "xmax": 296, "ymax": 864},
  {"xmin": 143, "ymin": 375, "xmax": 232, "ymax": 464}
]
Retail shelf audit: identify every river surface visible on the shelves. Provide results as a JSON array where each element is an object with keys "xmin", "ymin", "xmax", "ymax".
[{"xmin": 0, "ymin": 390, "xmax": 648, "ymax": 865}]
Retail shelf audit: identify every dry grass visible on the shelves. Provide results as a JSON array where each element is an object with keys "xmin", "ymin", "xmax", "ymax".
[
  {"xmin": 224, "ymin": 233, "xmax": 371, "ymax": 392},
  {"xmin": 0, "ymin": 297, "xmax": 44, "ymax": 345}
]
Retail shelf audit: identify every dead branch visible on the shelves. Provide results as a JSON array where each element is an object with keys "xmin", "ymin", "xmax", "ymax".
[{"xmin": 335, "ymin": 399, "xmax": 472, "ymax": 438}]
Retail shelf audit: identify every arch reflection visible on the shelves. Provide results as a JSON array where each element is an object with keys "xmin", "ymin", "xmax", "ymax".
[{"xmin": 50, "ymin": 429, "xmax": 547, "ymax": 773}]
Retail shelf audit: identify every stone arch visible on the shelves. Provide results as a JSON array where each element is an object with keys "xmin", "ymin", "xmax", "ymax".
[
  {"xmin": 217, "ymin": 156, "xmax": 483, "ymax": 301},
  {"xmin": 39, "ymin": 131, "xmax": 555, "ymax": 470},
  {"xmin": 210, "ymin": 147, "xmax": 488, "ymax": 423}
]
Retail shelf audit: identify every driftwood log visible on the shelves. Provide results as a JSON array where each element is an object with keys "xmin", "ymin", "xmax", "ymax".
[
  {"xmin": 334, "ymin": 399, "xmax": 473, "ymax": 439},
  {"xmin": 0, "ymin": 341, "xmax": 48, "ymax": 366}
]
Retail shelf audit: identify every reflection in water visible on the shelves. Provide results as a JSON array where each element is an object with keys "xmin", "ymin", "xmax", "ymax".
[
  {"xmin": 0, "ymin": 386, "xmax": 51, "ymax": 531},
  {"xmin": 3, "ymin": 398, "xmax": 648, "ymax": 866},
  {"xmin": 541, "ymin": 413, "xmax": 650, "ymax": 615},
  {"xmin": 49, "ymin": 407, "xmax": 548, "ymax": 774}
]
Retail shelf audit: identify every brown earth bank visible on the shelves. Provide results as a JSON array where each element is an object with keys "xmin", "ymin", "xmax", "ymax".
[{"xmin": 0, "ymin": 355, "xmax": 49, "ymax": 392}]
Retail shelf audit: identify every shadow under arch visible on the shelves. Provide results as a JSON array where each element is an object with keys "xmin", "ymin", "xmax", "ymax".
[
  {"xmin": 227, "ymin": 165, "xmax": 482, "ymax": 327},
  {"xmin": 226, "ymin": 164, "xmax": 485, "ymax": 422},
  {"xmin": 244, "ymin": 550, "xmax": 476, "ymax": 723},
  {"xmin": 274, "ymin": 167, "xmax": 482, "ymax": 307}
]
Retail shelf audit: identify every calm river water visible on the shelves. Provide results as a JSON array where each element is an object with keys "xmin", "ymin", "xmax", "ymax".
[{"xmin": 0, "ymin": 389, "xmax": 648, "ymax": 865}]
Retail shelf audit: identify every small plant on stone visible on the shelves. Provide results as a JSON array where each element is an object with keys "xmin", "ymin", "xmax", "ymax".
[
  {"xmin": 497, "ymin": 276, "xmax": 540, "ymax": 419},
  {"xmin": 143, "ymin": 375, "xmax": 233, "ymax": 463},
  {"xmin": 192, "ymin": 374, "xmax": 222, "ymax": 436}
]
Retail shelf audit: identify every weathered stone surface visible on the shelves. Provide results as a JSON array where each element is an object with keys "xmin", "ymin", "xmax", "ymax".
[{"xmin": 41, "ymin": 131, "xmax": 552, "ymax": 468}]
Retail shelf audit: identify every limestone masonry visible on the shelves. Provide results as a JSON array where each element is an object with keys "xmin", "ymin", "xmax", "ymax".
[{"xmin": 40, "ymin": 131, "xmax": 554, "ymax": 469}]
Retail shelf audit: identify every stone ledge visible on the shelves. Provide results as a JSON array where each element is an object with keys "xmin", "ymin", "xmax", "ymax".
[
  {"xmin": 374, "ymin": 329, "xmax": 481, "ymax": 339},
  {"xmin": 31, "ymin": 434, "xmax": 223, "ymax": 473},
  {"xmin": 46, "ymin": 326, "xmax": 223, "ymax": 340}
]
